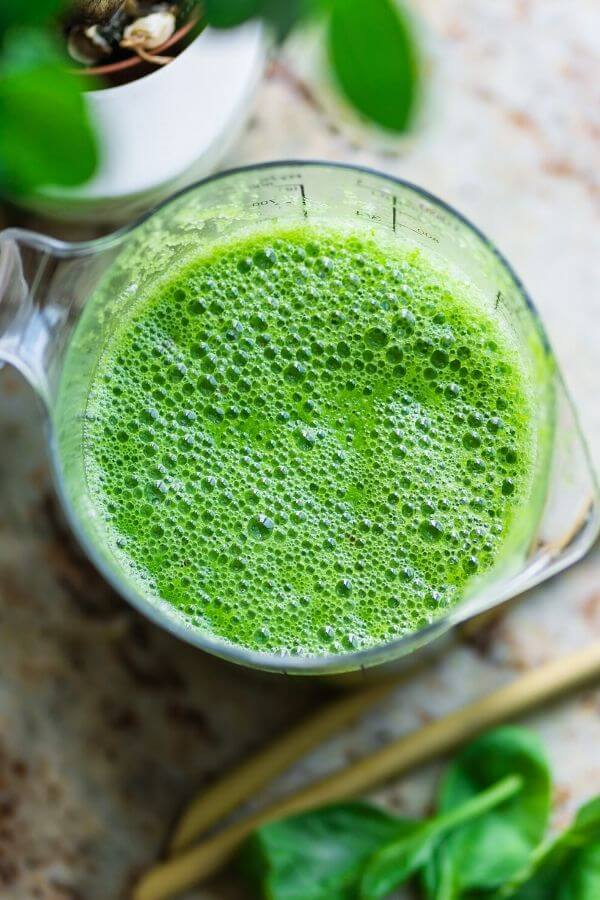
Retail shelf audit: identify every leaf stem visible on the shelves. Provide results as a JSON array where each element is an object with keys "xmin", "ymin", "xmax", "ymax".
[
  {"xmin": 434, "ymin": 853, "xmax": 457, "ymax": 900},
  {"xmin": 431, "ymin": 773, "xmax": 524, "ymax": 837},
  {"xmin": 492, "ymin": 835, "xmax": 557, "ymax": 899}
]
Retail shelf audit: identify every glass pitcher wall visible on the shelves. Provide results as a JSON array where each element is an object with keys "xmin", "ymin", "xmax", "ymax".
[{"xmin": 0, "ymin": 163, "xmax": 597, "ymax": 674}]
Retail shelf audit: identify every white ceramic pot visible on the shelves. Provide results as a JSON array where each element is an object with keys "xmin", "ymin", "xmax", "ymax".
[{"xmin": 31, "ymin": 22, "xmax": 267, "ymax": 224}]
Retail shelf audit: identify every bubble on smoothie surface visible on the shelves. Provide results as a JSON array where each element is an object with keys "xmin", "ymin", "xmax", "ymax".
[{"xmin": 81, "ymin": 227, "xmax": 535, "ymax": 656}]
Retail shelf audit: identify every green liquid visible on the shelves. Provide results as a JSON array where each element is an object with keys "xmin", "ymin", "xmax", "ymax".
[{"xmin": 78, "ymin": 227, "xmax": 535, "ymax": 656}]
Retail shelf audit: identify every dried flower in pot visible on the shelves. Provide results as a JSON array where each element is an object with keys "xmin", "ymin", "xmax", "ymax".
[{"xmin": 65, "ymin": 0, "xmax": 201, "ymax": 85}]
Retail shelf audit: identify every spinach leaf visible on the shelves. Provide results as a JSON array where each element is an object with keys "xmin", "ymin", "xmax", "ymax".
[
  {"xmin": 327, "ymin": 0, "xmax": 419, "ymax": 133},
  {"xmin": 0, "ymin": 28, "xmax": 97, "ymax": 193},
  {"xmin": 238, "ymin": 801, "xmax": 413, "ymax": 900},
  {"xmin": 423, "ymin": 727, "xmax": 552, "ymax": 899},
  {"xmin": 574, "ymin": 796, "xmax": 600, "ymax": 840},
  {"xmin": 559, "ymin": 843, "xmax": 600, "ymax": 900},
  {"xmin": 504, "ymin": 796, "xmax": 600, "ymax": 900},
  {"xmin": 360, "ymin": 773, "xmax": 523, "ymax": 900}
]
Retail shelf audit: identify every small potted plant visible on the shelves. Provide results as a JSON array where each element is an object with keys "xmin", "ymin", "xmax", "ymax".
[
  {"xmin": 26, "ymin": 0, "xmax": 267, "ymax": 223},
  {"xmin": 0, "ymin": 0, "xmax": 421, "ymax": 224}
]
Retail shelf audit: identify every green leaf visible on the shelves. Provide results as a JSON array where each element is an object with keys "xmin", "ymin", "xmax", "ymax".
[
  {"xmin": 423, "ymin": 727, "xmax": 552, "ymax": 899},
  {"xmin": 0, "ymin": 28, "xmax": 98, "ymax": 194},
  {"xmin": 560, "ymin": 844, "xmax": 600, "ymax": 900},
  {"xmin": 203, "ymin": 0, "xmax": 263, "ymax": 28},
  {"xmin": 327, "ymin": 0, "xmax": 419, "ymax": 133},
  {"xmin": 503, "ymin": 796, "xmax": 600, "ymax": 900},
  {"xmin": 359, "ymin": 821, "xmax": 434, "ymax": 899},
  {"xmin": 237, "ymin": 802, "xmax": 412, "ymax": 900},
  {"xmin": 0, "ymin": 0, "xmax": 67, "ymax": 37},
  {"xmin": 571, "ymin": 796, "xmax": 600, "ymax": 842},
  {"xmin": 203, "ymin": 0, "xmax": 312, "ymax": 38},
  {"xmin": 360, "ymin": 773, "xmax": 524, "ymax": 900}
]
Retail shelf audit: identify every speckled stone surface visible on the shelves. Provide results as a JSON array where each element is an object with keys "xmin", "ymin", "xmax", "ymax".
[{"xmin": 1, "ymin": 2, "xmax": 599, "ymax": 898}]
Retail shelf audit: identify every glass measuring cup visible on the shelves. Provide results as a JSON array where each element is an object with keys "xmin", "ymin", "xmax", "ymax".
[{"xmin": 0, "ymin": 161, "xmax": 597, "ymax": 676}]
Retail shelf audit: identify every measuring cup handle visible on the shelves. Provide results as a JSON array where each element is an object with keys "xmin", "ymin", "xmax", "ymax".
[{"xmin": 0, "ymin": 230, "xmax": 53, "ymax": 406}]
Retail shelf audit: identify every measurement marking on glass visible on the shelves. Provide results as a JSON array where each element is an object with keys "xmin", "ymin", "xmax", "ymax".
[
  {"xmin": 250, "ymin": 184, "xmax": 305, "ymax": 210},
  {"xmin": 300, "ymin": 184, "xmax": 308, "ymax": 218},
  {"xmin": 252, "ymin": 173, "xmax": 303, "ymax": 187},
  {"xmin": 355, "ymin": 209, "xmax": 385, "ymax": 224},
  {"xmin": 392, "ymin": 195, "xmax": 398, "ymax": 232},
  {"xmin": 402, "ymin": 223, "xmax": 440, "ymax": 243},
  {"xmin": 355, "ymin": 178, "xmax": 393, "ymax": 200}
]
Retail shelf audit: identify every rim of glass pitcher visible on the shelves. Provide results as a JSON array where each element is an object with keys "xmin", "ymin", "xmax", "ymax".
[
  {"xmin": 0, "ymin": 159, "xmax": 548, "ymax": 343},
  {"xmin": 42, "ymin": 160, "xmax": 598, "ymax": 675}
]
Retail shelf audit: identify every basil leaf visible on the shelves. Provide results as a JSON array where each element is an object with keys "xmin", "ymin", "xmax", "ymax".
[
  {"xmin": 238, "ymin": 802, "xmax": 412, "ymax": 900},
  {"xmin": 0, "ymin": 28, "xmax": 97, "ymax": 193},
  {"xmin": 423, "ymin": 727, "xmax": 552, "ymax": 898},
  {"xmin": 327, "ymin": 0, "xmax": 419, "ymax": 133},
  {"xmin": 505, "ymin": 796, "xmax": 600, "ymax": 900},
  {"xmin": 361, "ymin": 773, "xmax": 524, "ymax": 900}
]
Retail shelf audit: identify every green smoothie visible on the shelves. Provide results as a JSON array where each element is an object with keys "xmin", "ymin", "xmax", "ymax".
[{"xmin": 76, "ymin": 227, "xmax": 536, "ymax": 656}]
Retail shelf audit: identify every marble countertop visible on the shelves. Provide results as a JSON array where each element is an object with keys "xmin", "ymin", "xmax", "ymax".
[{"xmin": 0, "ymin": 1, "xmax": 599, "ymax": 898}]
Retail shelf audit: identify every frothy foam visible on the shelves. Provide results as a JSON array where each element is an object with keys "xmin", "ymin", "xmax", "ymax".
[{"xmin": 81, "ymin": 228, "xmax": 535, "ymax": 656}]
